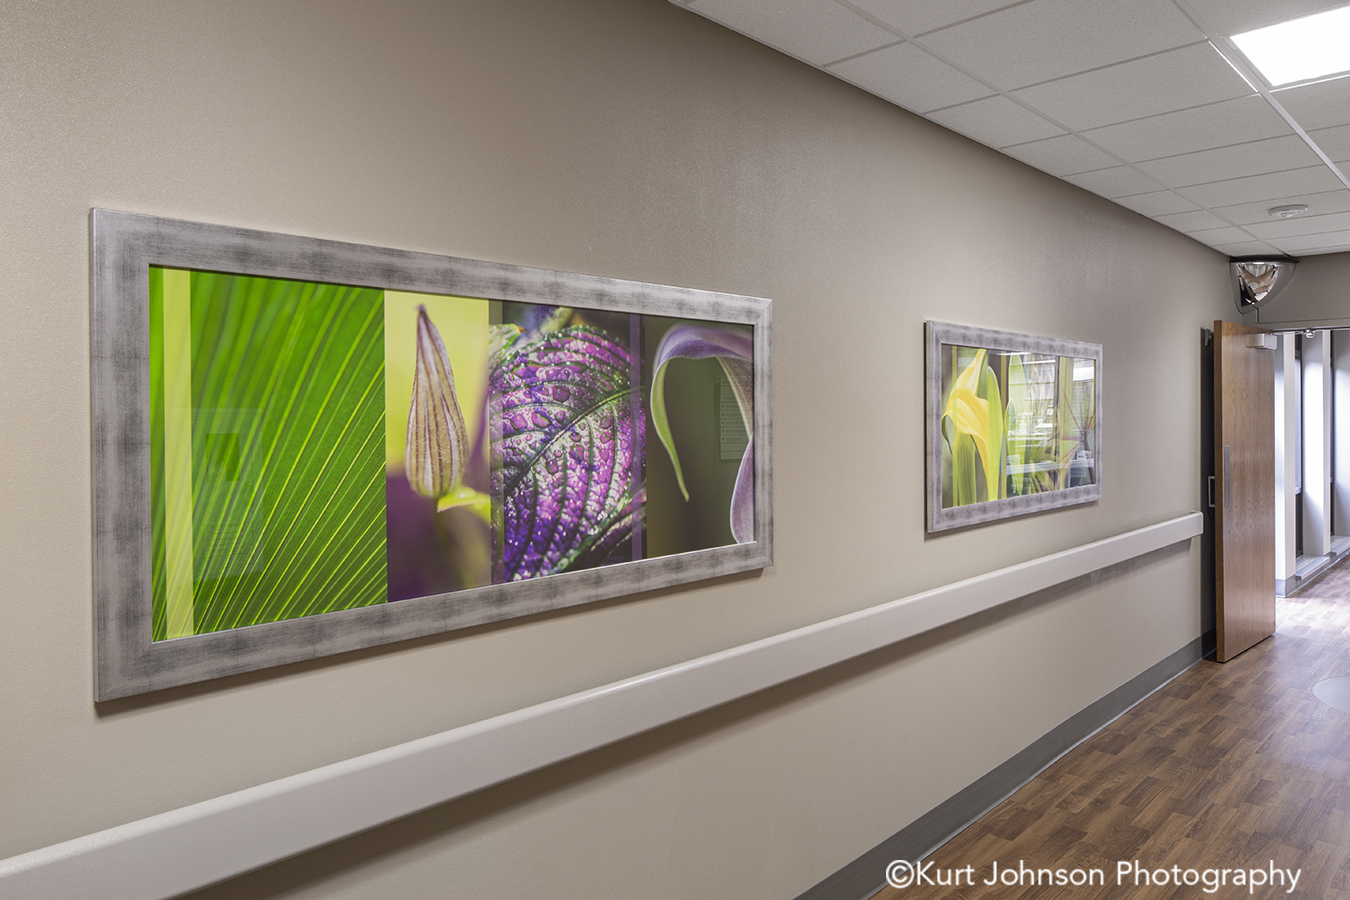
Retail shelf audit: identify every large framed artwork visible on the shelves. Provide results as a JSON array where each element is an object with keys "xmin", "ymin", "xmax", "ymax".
[
  {"xmin": 92, "ymin": 210, "xmax": 772, "ymax": 699},
  {"xmin": 926, "ymin": 321, "xmax": 1100, "ymax": 533}
]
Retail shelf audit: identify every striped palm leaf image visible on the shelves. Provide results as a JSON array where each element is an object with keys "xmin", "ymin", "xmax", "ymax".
[{"xmin": 149, "ymin": 269, "xmax": 387, "ymax": 640}]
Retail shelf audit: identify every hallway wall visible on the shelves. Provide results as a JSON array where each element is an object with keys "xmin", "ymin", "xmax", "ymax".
[{"xmin": 0, "ymin": 0, "xmax": 1232, "ymax": 896}]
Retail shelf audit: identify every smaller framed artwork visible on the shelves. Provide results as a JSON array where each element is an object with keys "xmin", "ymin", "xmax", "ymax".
[
  {"xmin": 926, "ymin": 321, "xmax": 1101, "ymax": 533},
  {"xmin": 91, "ymin": 210, "xmax": 772, "ymax": 699}
]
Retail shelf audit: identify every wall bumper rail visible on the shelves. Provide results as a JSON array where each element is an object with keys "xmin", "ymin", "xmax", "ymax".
[{"xmin": 0, "ymin": 512, "xmax": 1203, "ymax": 900}]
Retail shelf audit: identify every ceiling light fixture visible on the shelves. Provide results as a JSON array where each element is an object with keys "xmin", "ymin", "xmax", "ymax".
[
  {"xmin": 1231, "ymin": 4, "xmax": 1350, "ymax": 87},
  {"xmin": 1269, "ymin": 204, "xmax": 1310, "ymax": 218}
]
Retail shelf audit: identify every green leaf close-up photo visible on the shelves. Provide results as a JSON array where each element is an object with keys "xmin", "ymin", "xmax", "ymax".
[{"xmin": 149, "ymin": 268, "xmax": 388, "ymax": 640}]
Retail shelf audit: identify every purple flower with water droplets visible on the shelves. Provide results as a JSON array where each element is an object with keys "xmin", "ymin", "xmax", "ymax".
[{"xmin": 489, "ymin": 325, "xmax": 644, "ymax": 581}]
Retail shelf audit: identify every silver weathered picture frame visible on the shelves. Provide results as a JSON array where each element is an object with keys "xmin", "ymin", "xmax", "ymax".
[
  {"xmin": 92, "ymin": 209, "xmax": 773, "ymax": 700},
  {"xmin": 926, "ymin": 321, "xmax": 1101, "ymax": 533}
]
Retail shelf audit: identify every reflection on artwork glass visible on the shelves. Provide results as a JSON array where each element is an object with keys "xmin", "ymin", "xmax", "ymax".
[
  {"xmin": 939, "ymin": 344, "xmax": 1096, "ymax": 510},
  {"xmin": 148, "ymin": 268, "xmax": 754, "ymax": 640}
]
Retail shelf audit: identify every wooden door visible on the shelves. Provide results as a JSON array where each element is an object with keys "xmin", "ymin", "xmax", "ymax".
[{"xmin": 1214, "ymin": 320, "xmax": 1276, "ymax": 662}]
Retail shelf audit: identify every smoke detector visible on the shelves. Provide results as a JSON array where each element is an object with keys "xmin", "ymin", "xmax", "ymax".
[{"xmin": 1268, "ymin": 204, "xmax": 1309, "ymax": 218}]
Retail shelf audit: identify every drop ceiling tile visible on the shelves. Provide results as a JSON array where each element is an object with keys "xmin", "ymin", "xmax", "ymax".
[
  {"xmin": 1135, "ymin": 135, "xmax": 1324, "ymax": 188},
  {"xmin": 1246, "ymin": 210, "xmax": 1350, "ymax": 239},
  {"xmin": 1081, "ymin": 96, "xmax": 1289, "ymax": 162},
  {"xmin": 1213, "ymin": 240, "xmax": 1284, "ymax": 256},
  {"xmin": 1186, "ymin": 226, "xmax": 1260, "ymax": 245},
  {"xmin": 1063, "ymin": 166, "xmax": 1165, "ymax": 198},
  {"xmin": 688, "ymin": 0, "xmax": 896, "ymax": 67},
  {"xmin": 1175, "ymin": 166, "xmax": 1345, "ymax": 207},
  {"xmin": 828, "ymin": 42, "xmax": 993, "ymax": 113},
  {"xmin": 1307, "ymin": 124, "xmax": 1350, "ymax": 163},
  {"xmin": 1012, "ymin": 43, "xmax": 1253, "ymax": 132},
  {"xmin": 1001, "ymin": 134, "xmax": 1120, "ymax": 177},
  {"xmin": 927, "ymin": 95, "xmax": 1066, "ymax": 147},
  {"xmin": 1153, "ymin": 210, "xmax": 1233, "ymax": 232},
  {"xmin": 844, "ymin": 0, "xmax": 1023, "ymax": 37},
  {"xmin": 1287, "ymin": 244, "xmax": 1350, "ymax": 255},
  {"xmin": 1113, "ymin": 191, "xmax": 1201, "ymax": 216},
  {"xmin": 1211, "ymin": 189, "xmax": 1350, "ymax": 224},
  {"xmin": 1270, "ymin": 230, "xmax": 1350, "ymax": 253},
  {"xmin": 1272, "ymin": 76, "xmax": 1350, "ymax": 132},
  {"xmin": 1182, "ymin": 0, "xmax": 1348, "ymax": 38},
  {"xmin": 917, "ymin": 0, "xmax": 1203, "ymax": 90}
]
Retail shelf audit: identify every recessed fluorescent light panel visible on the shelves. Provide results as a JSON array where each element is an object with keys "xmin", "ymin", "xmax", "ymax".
[{"xmin": 1232, "ymin": 4, "xmax": 1350, "ymax": 87}]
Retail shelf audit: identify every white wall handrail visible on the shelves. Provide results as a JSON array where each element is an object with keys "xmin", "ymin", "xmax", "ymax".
[{"xmin": 0, "ymin": 512, "xmax": 1203, "ymax": 900}]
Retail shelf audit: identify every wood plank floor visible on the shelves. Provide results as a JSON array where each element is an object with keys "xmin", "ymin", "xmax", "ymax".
[{"xmin": 874, "ymin": 566, "xmax": 1350, "ymax": 899}]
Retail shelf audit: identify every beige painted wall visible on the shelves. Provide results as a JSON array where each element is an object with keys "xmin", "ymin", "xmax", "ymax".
[
  {"xmin": 0, "ymin": 0, "xmax": 1232, "ymax": 897},
  {"xmin": 1255, "ymin": 251, "xmax": 1350, "ymax": 327}
]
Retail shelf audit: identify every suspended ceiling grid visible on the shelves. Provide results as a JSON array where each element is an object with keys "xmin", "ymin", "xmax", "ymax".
[{"xmin": 670, "ymin": 0, "xmax": 1350, "ymax": 257}]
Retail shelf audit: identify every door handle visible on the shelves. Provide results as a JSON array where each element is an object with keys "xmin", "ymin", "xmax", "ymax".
[
  {"xmin": 1208, "ymin": 475, "xmax": 1215, "ymax": 509},
  {"xmin": 1223, "ymin": 445, "xmax": 1231, "ymax": 508}
]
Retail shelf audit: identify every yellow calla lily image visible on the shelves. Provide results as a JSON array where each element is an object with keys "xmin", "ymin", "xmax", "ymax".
[{"xmin": 940, "ymin": 344, "xmax": 1096, "ymax": 510}]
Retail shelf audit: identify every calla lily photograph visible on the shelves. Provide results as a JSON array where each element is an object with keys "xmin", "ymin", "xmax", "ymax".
[{"xmin": 927, "ymin": 321, "xmax": 1101, "ymax": 533}]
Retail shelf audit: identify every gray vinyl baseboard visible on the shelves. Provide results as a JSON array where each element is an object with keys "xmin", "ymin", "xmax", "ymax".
[{"xmin": 794, "ymin": 631, "xmax": 1216, "ymax": 900}]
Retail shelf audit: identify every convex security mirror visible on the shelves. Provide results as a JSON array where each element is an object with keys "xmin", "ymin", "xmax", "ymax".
[{"xmin": 1231, "ymin": 257, "xmax": 1298, "ymax": 312}]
